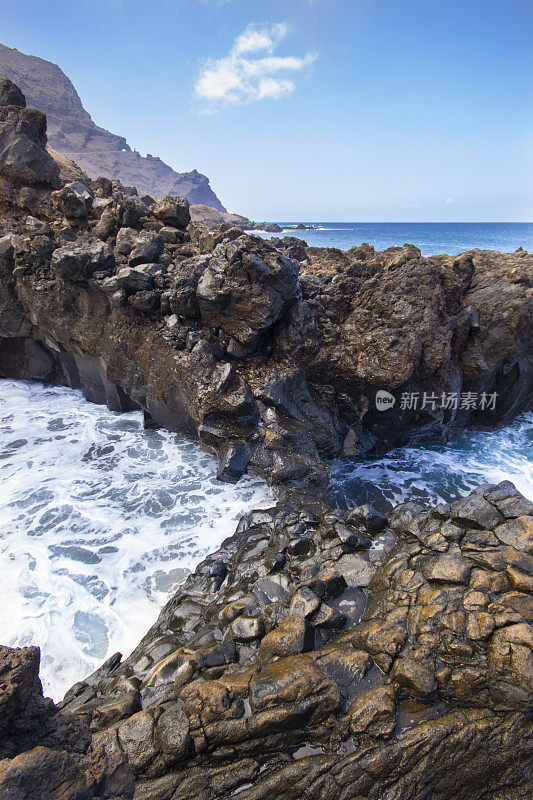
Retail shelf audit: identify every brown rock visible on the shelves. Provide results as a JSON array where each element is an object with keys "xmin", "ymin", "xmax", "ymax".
[
  {"xmin": 348, "ymin": 685, "xmax": 396, "ymax": 738},
  {"xmin": 259, "ymin": 616, "xmax": 310, "ymax": 660},
  {"xmin": 422, "ymin": 553, "xmax": 471, "ymax": 584}
]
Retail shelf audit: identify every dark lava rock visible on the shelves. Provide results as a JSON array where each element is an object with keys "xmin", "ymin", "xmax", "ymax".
[
  {"xmin": 152, "ymin": 196, "xmax": 191, "ymax": 229},
  {"xmin": 53, "ymin": 482, "xmax": 533, "ymax": 800},
  {"xmin": 52, "ymin": 240, "xmax": 114, "ymax": 282},
  {"xmin": 0, "ymin": 645, "xmax": 134, "ymax": 799},
  {"xmin": 0, "ymin": 77, "xmax": 26, "ymax": 108},
  {"xmin": 52, "ymin": 181, "xmax": 93, "ymax": 220},
  {"xmin": 0, "ymin": 99, "xmax": 59, "ymax": 187}
]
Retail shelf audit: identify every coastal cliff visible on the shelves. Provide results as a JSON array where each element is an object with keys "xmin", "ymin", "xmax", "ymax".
[
  {"xmin": 0, "ymin": 43, "xmax": 226, "ymax": 210},
  {"xmin": 0, "ymin": 82, "xmax": 531, "ymax": 494},
  {"xmin": 1, "ymin": 79, "xmax": 532, "ymax": 800}
]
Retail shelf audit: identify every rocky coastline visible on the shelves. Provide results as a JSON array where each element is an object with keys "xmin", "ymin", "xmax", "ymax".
[
  {"xmin": 1, "ymin": 78, "xmax": 532, "ymax": 799},
  {"xmin": 1, "ymin": 78, "xmax": 532, "ymax": 496}
]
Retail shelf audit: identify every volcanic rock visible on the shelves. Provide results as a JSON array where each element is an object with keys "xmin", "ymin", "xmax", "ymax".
[
  {"xmin": 51, "ymin": 482, "xmax": 533, "ymax": 800},
  {"xmin": 0, "ymin": 645, "xmax": 133, "ymax": 799}
]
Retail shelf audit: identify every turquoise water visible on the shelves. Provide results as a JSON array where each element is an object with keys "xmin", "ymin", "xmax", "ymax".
[{"xmin": 257, "ymin": 222, "xmax": 533, "ymax": 256}]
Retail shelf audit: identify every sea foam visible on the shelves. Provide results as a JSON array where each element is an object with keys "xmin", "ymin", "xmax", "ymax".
[
  {"xmin": 0, "ymin": 380, "xmax": 273, "ymax": 699},
  {"xmin": 328, "ymin": 413, "xmax": 533, "ymax": 511}
]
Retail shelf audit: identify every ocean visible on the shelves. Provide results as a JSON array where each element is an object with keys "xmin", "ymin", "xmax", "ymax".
[
  {"xmin": 1, "ymin": 380, "xmax": 531, "ymax": 699},
  {"xmin": 1, "ymin": 222, "xmax": 532, "ymax": 699},
  {"xmin": 256, "ymin": 222, "xmax": 533, "ymax": 256},
  {"xmin": 0, "ymin": 380, "xmax": 273, "ymax": 699}
]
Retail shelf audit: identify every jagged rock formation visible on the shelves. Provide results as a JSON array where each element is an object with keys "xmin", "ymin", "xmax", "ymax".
[
  {"xmin": 0, "ymin": 141, "xmax": 531, "ymax": 494},
  {"xmin": 1, "ymin": 83, "xmax": 533, "ymax": 800},
  {"xmin": 0, "ymin": 77, "xmax": 60, "ymax": 190},
  {"xmin": 0, "ymin": 644, "xmax": 134, "ymax": 798},
  {"xmin": 56, "ymin": 481, "xmax": 533, "ymax": 800},
  {"xmin": 0, "ymin": 43, "xmax": 226, "ymax": 209}
]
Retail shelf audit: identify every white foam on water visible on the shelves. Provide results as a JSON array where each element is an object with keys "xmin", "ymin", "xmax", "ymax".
[
  {"xmin": 329, "ymin": 413, "xmax": 533, "ymax": 511},
  {"xmin": 0, "ymin": 379, "xmax": 274, "ymax": 700}
]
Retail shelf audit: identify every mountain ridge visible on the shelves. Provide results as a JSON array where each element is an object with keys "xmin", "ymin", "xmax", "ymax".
[{"xmin": 0, "ymin": 43, "xmax": 227, "ymax": 210}]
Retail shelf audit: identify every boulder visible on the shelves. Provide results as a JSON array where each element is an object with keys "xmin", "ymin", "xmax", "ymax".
[
  {"xmin": 152, "ymin": 196, "xmax": 190, "ymax": 229},
  {"xmin": 128, "ymin": 232, "xmax": 164, "ymax": 266},
  {"xmin": 52, "ymin": 240, "xmax": 114, "ymax": 281},
  {"xmin": 0, "ymin": 77, "xmax": 26, "ymax": 108},
  {"xmin": 52, "ymin": 181, "xmax": 93, "ymax": 220},
  {"xmin": 0, "ymin": 96, "xmax": 60, "ymax": 187},
  {"xmin": 197, "ymin": 236, "xmax": 299, "ymax": 347}
]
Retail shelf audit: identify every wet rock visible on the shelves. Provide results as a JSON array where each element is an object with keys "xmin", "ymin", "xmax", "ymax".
[
  {"xmin": 249, "ymin": 654, "xmax": 340, "ymax": 720},
  {"xmin": 117, "ymin": 709, "xmax": 157, "ymax": 775},
  {"xmin": 44, "ymin": 483, "xmax": 533, "ymax": 799},
  {"xmin": 494, "ymin": 516, "xmax": 533, "ymax": 552},
  {"xmin": 422, "ymin": 552, "xmax": 472, "ymax": 584},
  {"xmin": 487, "ymin": 623, "xmax": 533, "ymax": 709},
  {"xmin": 289, "ymin": 587, "xmax": 321, "ymax": 618},
  {"xmin": 216, "ymin": 440, "xmax": 252, "ymax": 483},
  {"xmin": 451, "ymin": 493, "xmax": 505, "ymax": 530},
  {"xmin": 348, "ymin": 685, "xmax": 396, "ymax": 738},
  {"xmin": 154, "ymin": 702, "xmax": 190, "ymax": 762},
  {"xmin": 259, "ymin": 616, "xmax": 311, "ymax": 660},
  {"xmin": 0, "ymin": 645, "xmax": 133, "ymax": 798},
  {"xmin": 231, "ymin": 616, "xmax": 265, "ymax": 643},
  {"xmin": 391, "ymin": 654, "xmax": 437, "ymax": 697},
  {"xmin": 345, "ymin": 504, "xmax": 387, "ymax": 534},
  {"xmin": 335, "ymin": 554, "xmax": 376, "ymax": 587}
]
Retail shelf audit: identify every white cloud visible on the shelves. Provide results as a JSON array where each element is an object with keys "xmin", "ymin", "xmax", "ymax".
[{"xmin": 194, "ymin": 23, "xmax": 316, "ymax": 109}]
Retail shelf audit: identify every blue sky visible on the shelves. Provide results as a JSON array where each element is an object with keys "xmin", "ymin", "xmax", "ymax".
[{"xmin": 2, "ymin": 0, "xmax": 532, "ymax": 220}]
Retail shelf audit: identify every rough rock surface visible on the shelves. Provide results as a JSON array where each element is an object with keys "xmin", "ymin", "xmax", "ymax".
[
  {"xmin": 0, "ymin": 644, "xmax": 134, "ymax": 799},
  {"xmin": 53, "ymin": 481, "xmax": 533, "ymax": 800},
  {"xmin": 2, "ymin": 75, "xmax": 533, "ymax": 800},
  {"xmin": 0, "ymin": 43, "xmax": 226, "ymax": 209},
  {"xmin": 0, "ymin": 93, "xmax": 531, "ymax": 493},
  {"xmin": 0, "ymin": 77, "xmax": 60, "ymax": 188}
]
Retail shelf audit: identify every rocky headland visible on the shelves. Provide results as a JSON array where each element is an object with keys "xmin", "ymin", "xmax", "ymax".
[
  {"xmin": 0, "ymin": 78, "xmax": 532, "ymax": 799},
  {"xmin": 0, "ymin": 43, "xmax": 226, "ymax": 210},
  {"xmin": 0, "ymin": 78, "xmax": 531, "ymax": 495}
]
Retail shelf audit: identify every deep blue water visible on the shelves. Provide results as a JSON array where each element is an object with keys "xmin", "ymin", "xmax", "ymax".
[{"xmin": 257, "ymin": 222, "xmax": 533, "ymax": 256}]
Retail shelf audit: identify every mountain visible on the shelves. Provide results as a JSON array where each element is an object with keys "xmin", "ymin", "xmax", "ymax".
[{"xmin": 0, "ymin": 43, "xmax": 226, "ymax": 210}]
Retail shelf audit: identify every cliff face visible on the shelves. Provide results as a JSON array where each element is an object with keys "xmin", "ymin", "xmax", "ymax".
[
  {"xmin": 1, "ymin": 79, "xmax": 533, "ymax": 800},
  {"xmin": 0, "ymin": 43, "xmax": 226, "ymax": 209}
]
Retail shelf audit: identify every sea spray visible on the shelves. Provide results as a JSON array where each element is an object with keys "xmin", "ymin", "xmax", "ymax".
[{"xmin": 0, "ymin": 380, "xmax": 273, "ymax": 699}]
